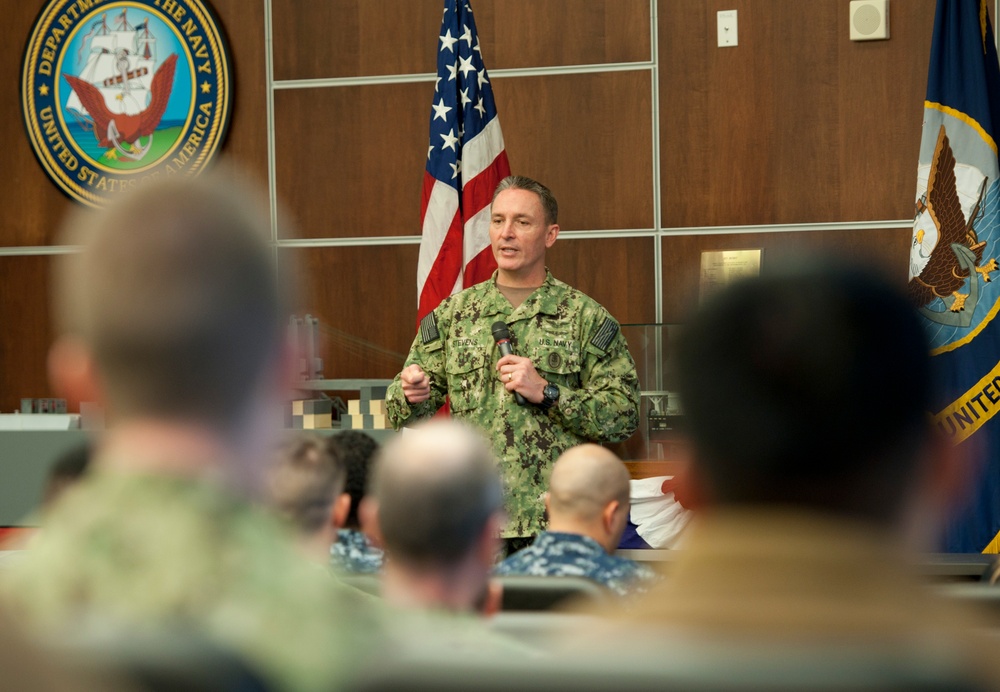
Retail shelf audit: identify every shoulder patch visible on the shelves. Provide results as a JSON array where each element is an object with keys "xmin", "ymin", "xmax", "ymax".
[
  {"xmin": 419, "ymin": 312, "xmax": 440, "ymax": 344},
  {"xmin": 590, "ymin": 317, "xmax": 619, "ymax": 352}
]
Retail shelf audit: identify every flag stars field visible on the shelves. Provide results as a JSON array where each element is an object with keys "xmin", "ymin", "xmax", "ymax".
[
  {"xmin": 416, "ymin": 0, "xmax": 511, "ymax": 324},
  {"xmin": 439, "ymin": 28, "xmax": 458, "ymax": 52},
  {"xmin": 432, "ymin": 98, "xmax": 452, "ymax": 121}
]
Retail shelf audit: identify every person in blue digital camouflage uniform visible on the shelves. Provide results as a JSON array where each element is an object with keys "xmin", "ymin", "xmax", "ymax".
[
  {"xmin": 495, "ymin": 444, "xmax": 656, "ymax": 596},
  {"xmin": 328, "ymin": 431, "xmax": 384, "ymax": 574}
]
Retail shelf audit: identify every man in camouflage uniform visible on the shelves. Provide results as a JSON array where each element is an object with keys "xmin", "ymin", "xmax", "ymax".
[
  {"xmin": 364, "ymin": 420, "xmax": 534, "ymax": 661},
  {"xmin": 495, "ymin": 444, "xmax": 656, "ymax": 596},
  {"xmin": 387, "ymin": 176, "xmax": 640, "ymax": 539},
  {"xmin": 2, "ymin": 173, "xmax": 380, "ymax": 692}
]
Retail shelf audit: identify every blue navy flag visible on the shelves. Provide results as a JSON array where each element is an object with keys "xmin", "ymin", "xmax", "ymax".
[
  {"xmin": 416, "ymin": 0, "xmax": 511, "ymax": 326},
  {"xmin": 909, "ymin": 0, "xmax": 1000, "ymax": 552}
]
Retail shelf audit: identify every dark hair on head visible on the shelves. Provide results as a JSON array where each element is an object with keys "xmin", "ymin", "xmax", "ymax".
[
  {"xmin": 492, "ymin": 175, "xmax": 558, "ymax": 225},
  {"xmin": 676, "ymin": 261, "xmax": 933, "ymax": 524},
  {"xmin": 327, "ymin": 431, "xmax": 379, "ymax": 529}
]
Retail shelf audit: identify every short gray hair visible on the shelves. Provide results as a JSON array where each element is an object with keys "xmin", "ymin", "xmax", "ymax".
[
  {"xmin": 492, "ymin": 175, "xmax": 558, "ymax": 225},
  {"xmin": 269, "ymin": 433, "xmax": 346, "ymax": 535},
  {"xmin": 371, "ymin": 421, "xmax": 503, "ymax": 568}
]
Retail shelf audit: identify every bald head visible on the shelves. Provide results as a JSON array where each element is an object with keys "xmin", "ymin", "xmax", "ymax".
[
  {"xmin": 371, "ymin": 420, "xmax": 503, "ymax": 568},
  {"xmin": 547, "ymin": 444, "xmax": 630, "ymax": 523}
]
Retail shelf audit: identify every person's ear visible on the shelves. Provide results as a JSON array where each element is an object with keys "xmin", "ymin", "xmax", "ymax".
[
  {"xmin": 545, "ymin": 224, "xmax": 560, "ymax": 248},
  {"xmin": 667, "ymin": 439, "xmax": 707, "ymax": 510},
  {"xmin": 925, "ymin": 432, "xmax": 979, "ymax": 524},
  {"xmin": 899, "ymin": 429, "xmax": 981, "ymax": 552},
  {"xmin": 477, "ymin": 512, "xmax": 504, "ymax": 568},
  {"xmin": 358, "ymin": 497, "xmax": 383, "ymax": 549},
  {"xmin": 480, "ymin": 579, "xmax": 503, "ymax": 618},
  {"xmin": 48, "ymin": 337, "xmax": 102, "ymax": 412},
  {"xmin": 602, "ymin": 499, "xmax": 620, "ymax": 535},
  {"xmin": 543, "ymin": 491, "xmax": 551, "ymax": 515},
  {"xmin": 272, "ymin": 335, "xmax": 301, "ymax": 402},
  {"xmin": 332, "ymin": 492, "xmax": 351, "ymax": 530}
]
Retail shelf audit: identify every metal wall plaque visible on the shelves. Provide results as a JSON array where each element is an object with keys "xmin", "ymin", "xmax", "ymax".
[{"xmin": 699, "ymin": 249, "xmax": 762, "ymax": 303}]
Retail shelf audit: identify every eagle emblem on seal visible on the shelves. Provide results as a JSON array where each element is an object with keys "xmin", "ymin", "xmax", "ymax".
[{"xmin": 909, "ymin": 125, "xmax": 997, "ymax": 324}]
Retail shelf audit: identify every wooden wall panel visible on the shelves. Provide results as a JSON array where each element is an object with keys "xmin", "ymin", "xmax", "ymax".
[
  {"xmin": 0, "ymin": 256, "xmax": 56, "ymax": 413},
  {"xmin": 475, "ymin": 0, "xmax": 651, "ymax": 70},
  {"xmin": 212, "ymin": 0, "xmax": 270, "ymax": 186},
  {"xmin": 276, "ymin": 70, "xmax": 652, "ymax": 239},
  {"xmin": 546, "ymin": 236, "xmax": 656, "ymax": 326},
  {"xmin": 272, "ymin": 0, "xmax": 650, "ymax": 81},
  {"xmin": 282, "ymin": 245, "xmax": 420, "ymax": 379},
  {"xmin": 495, "ymin": 70, "xmax": 653, "ymax": 231},
  {"xmin": 273, "ymin": 83, "xmax": 429, "ymax": 238},
  {"xmin": 659, "ymin": 0, "xmax": 935, "ymax": 228},
  {"xmin": 660, "ymin": 226, "xmax": 912, "ymax": 323},
  {"xmin": 2, "ymin": 4, "xmax": 75, "ymax": 248},
  {"xmin": 272, "ymin": 0, "xmax": 439, "ymax": 81}
]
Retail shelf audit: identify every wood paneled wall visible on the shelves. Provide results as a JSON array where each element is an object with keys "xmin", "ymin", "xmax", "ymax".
[
  {"xmin": 659, "ymin": 0, "xmax": 933, "ymax": 227},
  {"xmin": 1, "ymin": 0, "xmax": 936, "ymax": 417}
]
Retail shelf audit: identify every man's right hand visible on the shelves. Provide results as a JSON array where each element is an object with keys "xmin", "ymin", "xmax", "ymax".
[{"xmin": 400, "ymin": 364, "xmax": 431, "ymax": 404}]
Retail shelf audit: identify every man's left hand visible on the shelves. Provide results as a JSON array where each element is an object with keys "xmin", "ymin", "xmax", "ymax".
[{"xmin": 496, "ymin": 354, "xmax": 547, "ymax": 404}]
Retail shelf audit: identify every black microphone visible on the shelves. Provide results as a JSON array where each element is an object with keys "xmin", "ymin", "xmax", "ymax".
[{"xmin": 491, "ymin": 321, "xmax": 526, "ymax": 406}]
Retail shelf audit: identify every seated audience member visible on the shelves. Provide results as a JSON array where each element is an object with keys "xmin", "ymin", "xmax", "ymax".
[
  {"xmin": 328, "ymin": 431, "xmax": 384, "ymax": 573},
  {"xmin": 365, "ymin": 420, "xmax": 504, "ymax": 614},
  {"xmin": 1, "ymin": 171, "xmax": 379, "ymax": 692},
  {"xmin": 362, "ymin": 420, "xmax": 532, "ymax": 659},
  {"xmin": 496, "ymin": 444, "xmax": 657, "ymax": 596},
  {"xmin": 576, "ymin": 263, "xmax": 1000, "ymax": 685},
  {"xmin": 268, "ymin": 433, "xmax": 350, "ymax": 565}
]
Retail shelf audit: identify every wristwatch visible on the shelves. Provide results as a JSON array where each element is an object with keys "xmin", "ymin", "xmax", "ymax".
[{"xmin": 539, "ymin": 383, "xmax": 560, "ymax": 411}]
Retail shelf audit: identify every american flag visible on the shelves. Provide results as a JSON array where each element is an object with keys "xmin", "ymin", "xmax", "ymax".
[{"xmin": 416, "ymin": 0, "xmax": 511, "ymax": 325}]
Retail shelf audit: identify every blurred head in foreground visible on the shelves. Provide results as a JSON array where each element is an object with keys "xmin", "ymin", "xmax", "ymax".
[
  {"xmin": 546, "ymin": 444, "xmax": 631, "ymax": 553},
  {"xmin": 48, "ymin": 169, "xmax": 290, "ymax": 497},
  {"xmin": 268, "ymin": 433, "xmax": 350, "ymax": 562},
  {"xmin": 364, "ymin": 420, "xmax": 504, "ymax": 612},
  {"xmin": 677, "ymin": 262, "xmax": 959, "ymax": 540}
]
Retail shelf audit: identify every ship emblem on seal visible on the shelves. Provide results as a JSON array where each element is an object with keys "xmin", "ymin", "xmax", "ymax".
[{"xmin": 21, "ymin": 0, "xmax": 233, "ymax": 207}]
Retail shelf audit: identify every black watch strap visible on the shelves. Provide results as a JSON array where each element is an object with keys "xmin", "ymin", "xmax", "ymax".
[{"xmin": 539, "ymin": 383, "xmax": 560, "ymax": 411}]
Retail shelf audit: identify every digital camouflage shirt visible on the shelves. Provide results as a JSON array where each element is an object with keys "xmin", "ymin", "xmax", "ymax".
[
  {"xmin": 386, "ymin": 271, "xmax": 640, "ymax": 537},
  {"xmin": 330, "ymin": 528, "xmax": 384, "ymax": 574},
  {"xmin": 1, "ymin": 470, "xmax": 383, "ymax": 692},
  {"xmin": 494, "ymin": 531, "xmax": 658, "ymax": 597}
]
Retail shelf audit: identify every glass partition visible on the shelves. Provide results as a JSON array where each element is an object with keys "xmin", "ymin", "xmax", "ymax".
[{"xmin": 616, "ymin": 323, "xmax": 684, "ymax": 463}]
